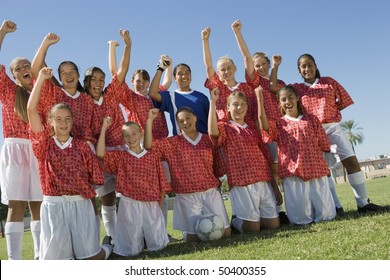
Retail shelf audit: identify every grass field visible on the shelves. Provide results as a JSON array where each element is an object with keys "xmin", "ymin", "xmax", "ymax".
[{"xmin": 1, "ymin": 177, "xmax": 389, "ymax": 260}]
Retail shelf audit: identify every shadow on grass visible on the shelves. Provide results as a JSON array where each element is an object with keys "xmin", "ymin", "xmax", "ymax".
[{"xmin": 108, "ymin": 205, "xmax": 390, "ymax": 260}]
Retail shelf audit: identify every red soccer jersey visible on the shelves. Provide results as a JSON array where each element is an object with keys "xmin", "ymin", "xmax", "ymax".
[
  {"xmin": 39, "ymin": 79, "xmax": 95, "ymax": 143},
  {"xmin": 246, "ymin": 73, "xmax": 286, "ymax": 121},
  {"xmin": 104, "ymin": 148, "xmax": 171, "ymax": 201},
  {"xmin": 117, "ymin": 82, "xmax": 168, "ymax": 139},
  {"xmin": 29, "ymin": 128, "xmax": 103, "ymax": 199},
  {"xmin": 292, "ymin": 77, "xmax": 354, "ymax": 124},
  {"xmin": 91, "ymin": 77, "xmax": 128, "ymax": 147},
  {"xmin": 154, "ymin": 133, "xmax": 221, "ymax": 194},
  {"xmin": 264, "ymin": 114, "xmax": 330, "ymax": 181},
  {"xmin": 0, "ymin": 66, "xmax": 30, "ymax": 139},
  {"xmin": 211, "ymin": 121, "xmax": 272, "ymax": 187},
  {"xmin": 205, "ymin": 72, "xmax": 258, "ymax": 128}
]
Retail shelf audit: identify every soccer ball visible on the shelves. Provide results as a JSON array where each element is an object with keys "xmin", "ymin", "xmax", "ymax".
[{"xmin": 195, "ymin": 213, "xmax": 224, "ymax": 241}]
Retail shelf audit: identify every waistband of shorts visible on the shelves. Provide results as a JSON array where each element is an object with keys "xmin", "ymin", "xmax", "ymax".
[
  {"xmin": 176, "ymin": 187, "xmax": 218, "ymax": 196},
  {"xmin": 321, "ymin": 122, "xmax": 339, "ymax": 129},
  {"xmin": 4, "ymin": 138, "xmax": 32, "ymax": 145},
  {"xmin": 43, "ymin": 195, "xmax": 87, "ymax": 202}
]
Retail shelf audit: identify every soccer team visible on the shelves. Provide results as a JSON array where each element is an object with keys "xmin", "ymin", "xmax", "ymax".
[{"xmin": 0, "ymin": 19, "xmax": 387, "ymax": 260}]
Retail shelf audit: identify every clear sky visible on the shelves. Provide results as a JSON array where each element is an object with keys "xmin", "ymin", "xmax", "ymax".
[{"xmin": 1, "ymin": 0, "xmax": 389, "ymax": 160}]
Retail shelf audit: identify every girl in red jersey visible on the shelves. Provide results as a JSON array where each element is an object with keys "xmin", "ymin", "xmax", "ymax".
[
  {"xmin": 31, "ymin": 32, "xmax": 95, "ymax": 144},
  {"xmin": 201, "ymin": 25, "xmax": 258, "ymax": 128},
  {"xmin": 97, "ymin": 116, "xmax": 171, "ymax": 256},
  {"xmin": 294, "ymin": 54, "xmax": 386, "ymax": 214},
  {"xmin": 27, "ymin": 67, "xmax": 112, "ymax": 260},
  {"xmin": 209, "ymin": 88, "xmax": 282, "ymax": 233},
  {"xmin": 0, "ymin": 20, "xmax": 42, "ymax": 260},
  {"xmin": 83, "ymin": 29, "xmax": 131, "ymax": 243},
  {"xmin": 144, "ymin": 107, "xmax": 231, "ymax": 242},
  {"xmin": 258, "ymin": 85, "xmax": 336, "ymax": 224}
]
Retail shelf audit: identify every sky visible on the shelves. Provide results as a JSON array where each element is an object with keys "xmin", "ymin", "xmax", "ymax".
[{"xmin": 1, "ymin": 0, "xmax": 389, "ymax": 161}]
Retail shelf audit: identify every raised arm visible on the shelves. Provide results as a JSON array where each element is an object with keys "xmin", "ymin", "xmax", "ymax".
[
  {"xmin": 269, "ymin": 55, "xmax": 282, "ymax": 93},
  {"xmin": 144, "ymin": 108, "xmax": 159, "ymax": 150},
  {"xmin": 116, "ymin": 29, "xmax": 131, "ymax": 85},
  {"xmin": 254, "ymin": 85, "xmax": 269, "ymax": 131},
  {"xmin": 201, "ymin": 27, "xmax": 215, "ymax": 81},
  {"xmin": 161, "ymin": 56, "xmax": 173, "ymax": 90},
  {"xmin": 31, "ymin": 32, "xmax": 60, "ymax": 78},
  {"xmin": 231, "ymin": 20, "xmax": 255, "ymax": 80},
  {"xmin": 27, "ymin": 67, "xmax": 53, "ymax": 132},
  {"xmin": 96, "ymin": 116, "xmax": 113, "ymax": 159},
  {"xmin": 107, "ymin": 40, "xmax": 119, "ymax": 77},
  {"xmin": 149, "ymin": 55, "xmax": 171, "ymax": 103},
  {"xmin": 0, "ymin": 20, "xmax": 17, "ymax": 53},
  {"xmin": 208, "ymin": 88, "xmax": 220, "ymax": 137}
]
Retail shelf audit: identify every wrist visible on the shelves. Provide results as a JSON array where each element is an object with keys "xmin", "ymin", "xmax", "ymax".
[{"xmin": 157, "ymin": 67, "xmax": 165, "ymax": 72}]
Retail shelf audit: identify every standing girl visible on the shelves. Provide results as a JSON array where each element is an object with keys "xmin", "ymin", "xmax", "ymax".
[
  {"xmin": 0, "ymin": 20, "xmax": 42, "ymax": 260},
  {"xmin": 148, "ymin": 56, "xmax": 210, "ymax": 135},
  {"xmin": 144, "ymin": 107, "xmax": 231, "ymax": 242},
  {"xmin": 257, "ymin": 85, "xmax": 336, "ymax": 224},
  {"xmin": 293, "ymin": 54, "xmax": 386, "ymax": 213},
  {"xmin": 27, "ymin": 67, "xmax": 112, "ymax": 260},
  {"xmin": 208, "ymin": 89, "xmax": 281, "ymax": 233},
  {"xmin": 83, "ymin": 29, "xmax": 131, "ymax": 242}
]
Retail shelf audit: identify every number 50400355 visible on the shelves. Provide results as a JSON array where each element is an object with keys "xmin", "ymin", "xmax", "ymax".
[{"xmin": 218, "ymin": 266, "xmax": 266, "ymax": 276}]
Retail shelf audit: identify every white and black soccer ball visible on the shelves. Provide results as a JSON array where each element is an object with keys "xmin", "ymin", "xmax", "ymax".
[{"xmin": 195, "ymin": 213, "xmax": 224, "ymax": 241}]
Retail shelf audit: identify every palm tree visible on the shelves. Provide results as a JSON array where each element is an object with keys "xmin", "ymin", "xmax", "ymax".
[
  {"xmin": 340, "ymin": 120, "xmax": 365, "ymax": 180},
  {"xmin": 340, "ymin": 120, "xmax": 365, "ymax": 152}
]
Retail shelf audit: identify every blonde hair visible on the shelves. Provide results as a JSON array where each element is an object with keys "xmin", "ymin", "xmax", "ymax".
[
  {"xmin": 216, "ymin": 56, "xmax": 235, "ymax": 70},
  {"xmin": 226, "ymin": 91, "xmax": 248, "ymax": 106},
  {"xmin": 122, "ymin": 121, "xmax": 142, "ymax": 133},
  {"xmin": 252, "ymin": 52, "xmax": 270, "ymax": 64},
  {"xmin": 10, "ymin": 57, "xmax": 31, "ymax": 123}
]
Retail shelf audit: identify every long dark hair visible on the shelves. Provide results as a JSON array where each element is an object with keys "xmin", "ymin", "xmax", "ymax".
[
  {"xmin": 276, "ymin": 85, "xmax": 305, "ymax": 116},
  {"xmin": 297, "ymin": 53, "xmax": 321, "ymax": 79},
  {"xmin": 58, "ymin": 61, "xmax": 84, "ymax": 92}
]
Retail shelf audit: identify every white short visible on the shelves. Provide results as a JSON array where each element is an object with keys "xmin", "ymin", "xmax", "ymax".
[
  {"xmin": 322, "ymin": 123, "xmax": 355, "ymax": 167},
  {"xmin": 40, "ymin": 195, "xmax": 101, "ymax": 260},
  {"xmin": 0, "ymin": 138, "xmax": 42, "ymax": 205},
  {"xmin": 283, "ymin": 176, "xmax": 336, "ymax": 225},
  {"xmin": 173, "ymin": 188, "xmax": 230, "ymax": 234},
  {"xmin": 230, "ymin": 181, "xmax": 278, "ymax": 221},
  {"xmin": 114, "ymin": 196, "xmax": 168, "ymax": 257},
  {"xmin": 95, "ymin": 172, "xmax": 116, "ymax": 197}
]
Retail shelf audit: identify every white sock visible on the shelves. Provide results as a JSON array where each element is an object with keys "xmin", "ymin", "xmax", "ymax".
[
  {"xmin": 328, "ymin": 177, "xmax": 342, "ymax": 208},
  {"xmin": 5, "ymin": 222, "xmax": 24, "ymax": 260},
  {"xmin": 277, "ymin": 203, "xmax": 286, "ymax": 213},
  {"xmin": 182, "ymin": 231, "xmax": 188, "ymax": 241},
  {"xmin": 30, "ymin": 220, "xmax": 41, "ymax": 260},
  {"xmin": 101, "ymin": 244, "xmax": 113, "ymax": 260},
  {"xmin": 348, "ymin": 171, "xmax": 368, "ymax": 207},
  {"xmin": 232, "ymin": 218, "xmax": 244, "ymax": 234},
  {"xmin": 101, "ymin": 205, "xmax": 117, "ymax": 238}
]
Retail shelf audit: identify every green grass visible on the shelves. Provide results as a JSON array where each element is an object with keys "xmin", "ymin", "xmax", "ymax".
[{"xmin": 1, "ymin": 177, "xmax": 389, "ymax": 260}]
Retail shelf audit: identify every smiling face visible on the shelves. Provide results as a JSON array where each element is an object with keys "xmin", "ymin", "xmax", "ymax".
[
  {"xmin": 49, "ymin": 107, "xmax": 73, "ymax": 140},
  {"xmin": 10, "ymin": 58, "xmax": 33, "ymax": 91},
  {"xmin": 174, "ymin": 64, "xmax": 192, "ymax": 91},
  {"xmin": 278, "ymin": 88, "xmax": 300, "ymax": 118},
  {"xmin": 59, "ymin": 62, "xmax": 80, "ymax": 92},
  {"xmin": 217, "ymin": 58, "xmax": 236, "ymax": 84},
  {"xmin": 227, "ymin": 93, "xmax": 248, "ymax": 125},
  {"xmin": 86, "ymin": 69, "xmax": 105, "ymax": 100},
  {"xmin": 176, "ymin": 110, "xmax": 197, "ymax": 134},
  {"xmin": 253, "ymin": 55, "xmax": 270, "ymax": 78},
  {"xmin": 298, "ymin": 56, "xmax": 317, "ymax": 84},
  {"xmin": 132, "ymin": 72, "xmax": 150, "ymax": 96},
  {"xmin": 122, "ymin": 123, "xmax": 143, "ymax": 153}
]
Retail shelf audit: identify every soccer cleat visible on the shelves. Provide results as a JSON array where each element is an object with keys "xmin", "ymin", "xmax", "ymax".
[
  {"xmin": 102, "ymin": 235, "xmax": 113, "ymax": 247},
  {"xmin": 357, "ymin": 200, "xmax": 388, "ymax": 214},
  {"xmin": 336, "ymin": 207, "xmax": 345, "ymax": 217},
  {"xmin": 279, "ymin": 211, "xmax": 290, "ymax": 225},
  {"xmin": 168, "ymin": 234, "xmax": 180, "ymax": 243}
]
